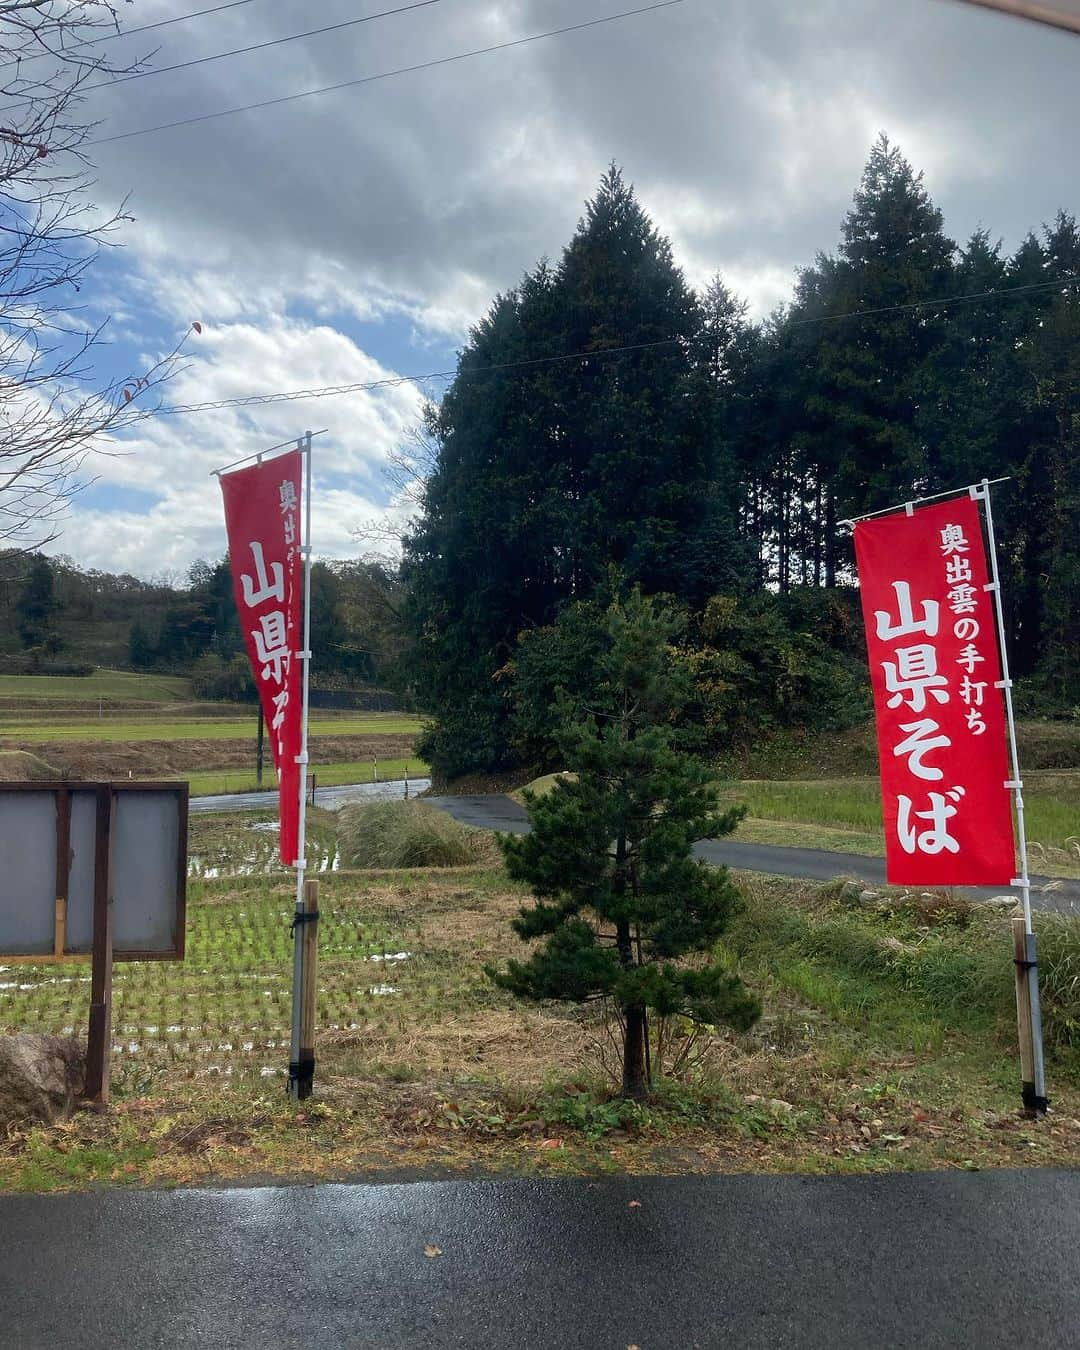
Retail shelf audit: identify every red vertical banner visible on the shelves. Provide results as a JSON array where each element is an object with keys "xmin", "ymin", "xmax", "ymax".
[
  {"xmin": 220, "ymin": 451, "xmax": 303, "ymax": 865},
  {"xmin": 854, "ymin": 495, "xmax": 1016, "ymax": 885}
]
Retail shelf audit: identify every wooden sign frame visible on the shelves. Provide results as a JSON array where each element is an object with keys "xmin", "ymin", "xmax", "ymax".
[
  {"xmin": 0, "ymin": 781, "xmax": 187, "ymax": 963},
  {"xmin": 0, "ymin": 781, "xmax": 188, "ymax": 1104}
]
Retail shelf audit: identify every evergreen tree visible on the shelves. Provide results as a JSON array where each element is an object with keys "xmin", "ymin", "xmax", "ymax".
[
  {"xmin": 1018, "ymin": 214, "xmax": 1080, "ymax": 701},
  {"xmin": 128, "ymin": 619, "xmax": 155, "ymax": 669},
  {"xmin": 490, "ymin": 589, "xmax": 759, "ymax": 1100},
  {"xmin": 404, "ymin": 167, "xmax": 749, "ymax": 778},
  {"xmin": 786, "ymin": 135, "xmax": 956, "ymax": 579},
  {"xmin": 16, "ymin": 555, "xmax": 57, "ymax": 648}
]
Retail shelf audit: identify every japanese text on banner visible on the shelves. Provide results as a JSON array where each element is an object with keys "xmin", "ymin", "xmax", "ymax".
[
  {"xmin": 854, "ymin": 496, "xmax": 1014, "ymax": 886},
  {"xmin": 219, "ymin": 450, "xmax": 303, "ymax": 866}
]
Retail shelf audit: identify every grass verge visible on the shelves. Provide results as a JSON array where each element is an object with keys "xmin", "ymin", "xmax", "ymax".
[
  {"xmin": 722, "ymin": 776, "xmax": 1080, "ymax": 874},
  {"xmin": 1, "ymin": 855, "xmax": 1078, "ymax": 1192},
  {"xmin": 0, "ymin": 713, "xmax": 424, "ymax": 744},
  {"xmin": 184, "ymin": 758, "xmax": 430, "ymax": 798}
]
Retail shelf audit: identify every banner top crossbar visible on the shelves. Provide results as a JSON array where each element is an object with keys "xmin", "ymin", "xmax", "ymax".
[
  {"xmin": 838, "ymin": 477, "xmax": 1010, "ymax": 529},
  {"xmin": 209, "ymin": 428, "xmax": 327, "ymax": 478}
]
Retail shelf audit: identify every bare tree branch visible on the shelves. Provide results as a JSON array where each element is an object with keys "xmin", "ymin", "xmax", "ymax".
[{"xmin": 0, "ymin": 1, "xmax": 191, "ymax": 551}]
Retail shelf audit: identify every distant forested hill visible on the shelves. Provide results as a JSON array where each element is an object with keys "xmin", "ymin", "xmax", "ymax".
[{"xmin": 0, "ymin": 552, "xmax": 406, "ymax": 697}]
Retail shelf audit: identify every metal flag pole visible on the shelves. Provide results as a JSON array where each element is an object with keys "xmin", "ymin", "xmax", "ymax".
[
  {"xmin": 974, "ymin": 477, "xmax": 1048, "ymax": 1115},
  {"xmin": 288, "ymin": 430, "xmax": 315, "ymax": 1101}
]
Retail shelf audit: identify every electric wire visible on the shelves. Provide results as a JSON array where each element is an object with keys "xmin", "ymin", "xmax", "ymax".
[
  {"xmin": 88, "ymin": 0, "xmax": 689, "ymax": 145},
  {"xmin": 154, "ymin": 273, "xmax": 1080, "ymax": 417},
  {"xmin": 82, "ymin": 1, "xmax": 442, "ymax": 92},
  {"xmin": 0, "ymin": 0, "xmax": 263, "ymax": 71}
]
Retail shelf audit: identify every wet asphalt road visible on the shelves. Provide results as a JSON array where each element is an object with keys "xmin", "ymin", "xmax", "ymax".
[
  {"xmin": 2, "ymin": 1170, "xmax": 1079, "ymax": 1348},
  {"xmin": 191, "ymin": 778, "xmax": 432, "ymax": 814},
  {"xmin": 426, "ymin": 794, "xmax": 1080, "ymax": 914}
]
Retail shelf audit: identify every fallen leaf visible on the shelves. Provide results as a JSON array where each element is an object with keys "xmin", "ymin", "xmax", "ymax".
[
  {"xmin": 539, "ymin": 1138, "xmax": 562, "ymax": 1150},
  {"xmin": 423, "ymin": 1244, "xmax": 442, "ymax": 1258}
]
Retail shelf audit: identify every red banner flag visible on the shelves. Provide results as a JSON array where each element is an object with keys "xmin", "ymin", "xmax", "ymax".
[
  {"xmin": 854, "ymin": 495, "xmax": 1016, "ymax": 886},
  {"xmin": 220, "ymin": 451, "xmax": 303, "ymax": 865}
]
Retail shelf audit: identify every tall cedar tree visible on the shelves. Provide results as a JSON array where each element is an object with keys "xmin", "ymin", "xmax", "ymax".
[
  {"xmin": 16, "ymin": 555, "xmax": 57, "ymax": 648},
  {"xmin": 404, "ymin": 167, "xmax": 747, "ymax": 779},
  {"xmin": 490, "ymin": 589, "xmax": 759, "ymax": 1100},
  {"xmin": 775, "ymin": 135, "xmax": 955, "ymax": 588}
]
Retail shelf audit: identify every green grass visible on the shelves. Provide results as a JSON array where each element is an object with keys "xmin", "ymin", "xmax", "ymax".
[
  {"xmin": 724, "ymin": 774, "xmax": 1080, "ymax": 857},
  {"xmin": 724, "ymin": 875, "xmax": 1080, "ymax": 1058},
  {"xmin": 183, "ymin": 757, "xmax": 429, "ymax": 797},
  {"xmin": 0, "ymin": 713, "xmax": 424, "ymax": 743},
  {"xmin": 0, "ymin": 671, "xmax": 193, "ymax": 704},
  {"xmin": 3, "ymin": 837, "xmax": 1080, "ymax": 1190},
  {"xmin": 720, "ymin": 719, "xmax": 1080, "ymax": 777}
]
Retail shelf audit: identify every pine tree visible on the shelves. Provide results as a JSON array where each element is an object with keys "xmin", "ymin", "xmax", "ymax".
[
  {"xmin": 490, "ymin": 589, "xmax": 759, "ymax": 1100},
  {"xmin": 16, "ymin": 555, "xmax": 56, "ymax": 648},
  {"xmin": 128, "ymin": 620, "xmax": 155, "ymax": 670}
]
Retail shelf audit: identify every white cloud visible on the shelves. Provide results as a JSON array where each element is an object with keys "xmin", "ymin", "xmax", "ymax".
[
  {"xmin": 46, "ymin": 315, "xmax": 424, "ymax": 575},
  {"xmin": 28, "ymin": 0, "xmax": 1079, "ymax": 574}
]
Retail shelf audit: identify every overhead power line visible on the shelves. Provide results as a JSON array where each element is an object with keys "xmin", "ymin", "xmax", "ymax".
[
  {"xmin": 0, "ymin": 0, "xmax": 262, "ymax": 71},
  {"xmin": 89, "ymin": 0, "xmax": 689, "ymax": 145},
  {"xmin": 83, "ymin": 0, "xmax": 442, "ymax": 92},
  {"xmin": 154, "ymin": 274, "xmax": 1080, "ymax": 417}
]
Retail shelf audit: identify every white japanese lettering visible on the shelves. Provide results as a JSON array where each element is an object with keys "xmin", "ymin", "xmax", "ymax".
[
  {"xmin": 940, "ymin": 524, "xmax": 969, "ymax": 556},
  {"xmin": 883, "ymin": 644, "xmax": 950, "ymax": 712},
  {"xmin": 892, "ymin": 718, "xmax": 950, "ymax": 781},
  {"xmin": 240, "ymin": 541, "xmax": 284, "ymax": 608},
  {"xmin": 875, "ymin": 581, "xmax": 940, "ymax": 642},
  {"xmin": 897, "ymin": 787, "xmax": 964, "ymax": 855},
  {"xmin": 252, "ymin": 610, "xmax": 290, "ymax": 684}
]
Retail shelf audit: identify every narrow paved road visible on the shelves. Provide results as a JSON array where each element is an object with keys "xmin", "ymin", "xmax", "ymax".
[
  {"xmin": 425, "ymin": 794, "xmax": 1080, "ymax": 914},
  {"xmin": 2, "ymin": 1171, "xmax": 1078, "ymax": 1348},
  {"xmin": 191, "ymin": 778, "xmax": 432, "ymax": 814}
]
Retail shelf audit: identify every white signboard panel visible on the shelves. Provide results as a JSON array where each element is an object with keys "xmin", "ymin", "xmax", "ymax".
[{"xmin": 0, "ymin": 783, "xmax": 187, "ymax": 961}]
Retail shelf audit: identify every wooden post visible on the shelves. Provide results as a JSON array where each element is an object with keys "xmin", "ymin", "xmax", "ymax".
[
  {"xmin": 296, "ymin": 878, "xmax": 319, "ymax": 1100},
  {"xmin": 54, "ymin": 787, "xmax": 71, "ymax": 960},
  {"xmin": 84, "ymin": 786, "xmax": 114, "ymax": 1105},
  {"xmin": 1012, "ymin": 916, "xmax": 1037, "ymax": 1116}
]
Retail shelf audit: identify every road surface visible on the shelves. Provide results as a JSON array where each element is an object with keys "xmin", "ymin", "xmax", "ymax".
[
  {"xmin": 191, "ymin": 778, "xmax": 432, "ymax": 814},
  {"xmin": 425, "ymin": 794, "xmax": 1080, "ymax": 913},
  {"xmin": 2, "ymin": 1170, "xmax": 1078, "ymax": 1348}
]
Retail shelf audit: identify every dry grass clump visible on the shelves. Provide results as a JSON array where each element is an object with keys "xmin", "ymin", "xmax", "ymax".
[
  {"xmin": 0, "ymin": 750, "xmax": 60, "ymax": 780},
  {"xmin": 338, "ymin": 799, "xmax": 498, "ymax": 869}
]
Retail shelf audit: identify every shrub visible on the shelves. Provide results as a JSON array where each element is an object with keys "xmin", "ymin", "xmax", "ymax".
[
  {"xmin": 191, "ymin": 653, "xmax": 255, "ymax": 703},
  {"xmin": 337, "ymin": 799, "xmax": 495, "ymax": 869},
  {"xmin": 1036, "ymin": 917, "xmax": 1080, "ymax": 1052}
]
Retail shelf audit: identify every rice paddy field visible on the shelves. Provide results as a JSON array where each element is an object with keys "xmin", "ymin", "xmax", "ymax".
[
  {"xmin": 0, "ymin": 671, "xmax": 427, "ymax": 794},
  {"xmin": 1, "ymin": 807, "xmax": 1079, "ymax": 1192}
]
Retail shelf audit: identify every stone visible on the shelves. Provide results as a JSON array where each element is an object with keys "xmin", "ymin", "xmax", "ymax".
[
  {"xmin": 0, "ymin": 1034, "xmax": 85, "ymax": 1126},
  {"xmin": 766, "ymin": 1098, "xmax": 794, "ymax": 1114},
  {"xmin": 981, "ymin": 896, "xmax": 1022, "ymax": 913}
]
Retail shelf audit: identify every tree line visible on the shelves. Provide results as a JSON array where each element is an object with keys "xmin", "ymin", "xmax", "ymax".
[
  {"xmin": 402, "ymin": 136, "xmax": 1080, "ymax": 781},
  {"xmin": 0, "ymin": 551, "xmax": 405, "ymax": 694}
]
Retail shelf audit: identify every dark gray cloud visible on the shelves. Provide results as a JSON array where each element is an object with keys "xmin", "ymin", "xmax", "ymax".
[
  {"xmin": 90, "ymin": 0, "xmax": 1080, "ymax": 324},
  {"xmin": 49, "ymin": 0, "xmax": 1079, "ymax": 576}
]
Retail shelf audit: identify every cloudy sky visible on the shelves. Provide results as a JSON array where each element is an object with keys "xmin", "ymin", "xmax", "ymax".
[{"xmin": 32, "ymin": 0, "xmax": 1080, "ymax": 579}]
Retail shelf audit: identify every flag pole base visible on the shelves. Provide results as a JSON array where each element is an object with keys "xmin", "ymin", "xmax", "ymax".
[
  {"xmin": 1020, "ymin": 1082, "xmax": 1049, "ymax": 1118},
  {"xmin": 288, "ymin": 1058, "xmax": 315, "ymax": 1101}
]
